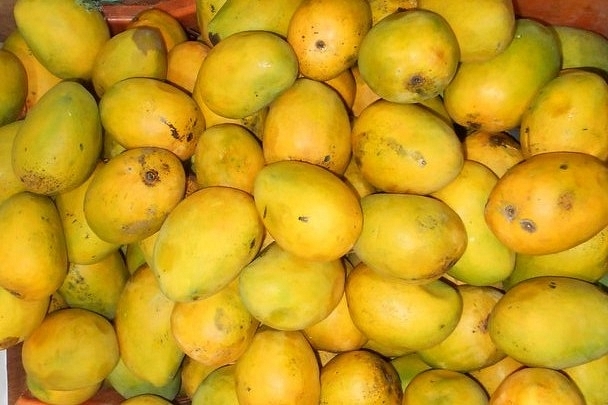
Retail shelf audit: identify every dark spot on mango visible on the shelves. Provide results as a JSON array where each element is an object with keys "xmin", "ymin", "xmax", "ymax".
[
  {"xmin": 132, "ymin": 27, "xmax": 164, "ymax": 53},
  {"xmin": 489, "ymin": 134, "xmax": 508, "ymax": 147},
  {"xmin": 161, "ymin": 117, "xmax": 181, "ymax": 140},
  {"xmin": 503, "ymin": 204, "xmax": 517, "ymax": 221},
  {"xmin": 143, "ymin": 169, "xmax": 159, "ymax": 186},
  {"xmin": 559, "ymin": 163, "xmax": 568, "ymax": 170},
  {"xmin": 263, "ymin": 206, "xmax": 267, "ymax": 219},
  {"xmin": 79, "ymin": 143, "xmax": 84, "ymax": 151},
  {"xmin": 548, "ymin": 281, "xmax": 557, "ymax": 289},
  {"xmin": 298, "ymin": 216, "xmax": 309, "ymax": 223},
  {"xmin": 323, "ymin": 155, "xmax": 331, "ymax": 163},
  {"xmin": 557, "ymin": 191, "xmax": 574, "ymax": 210},
  {"xmin": 519, "ymin": 219, "xmax": 536, "ymax": 233},
  {"xmin": 315, "ymin": 39, "xmax": 326, "ymax": 51},
  {"xmin": 208, "ymin": 32, "xmax": 221, "ymax": 46}
]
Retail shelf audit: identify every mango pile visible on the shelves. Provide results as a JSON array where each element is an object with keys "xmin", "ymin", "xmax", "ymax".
[{"xmin": 1, "ymin": 0, "xmax": 608, "ymax": 404}]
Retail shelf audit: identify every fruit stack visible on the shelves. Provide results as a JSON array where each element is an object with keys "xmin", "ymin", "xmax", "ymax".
[{"xmin": 1, "ymin": 0, "xmax": 607, "ymax": 404}]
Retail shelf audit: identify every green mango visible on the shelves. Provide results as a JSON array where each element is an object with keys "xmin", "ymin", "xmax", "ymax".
[
  {"xmin": 488, "ymin": 276, "xmax": 608, "ymax": 369},
  {"xmin": 12, "ymin": 80, "xmax": 102, "ymax": 195},
  {"xmin": 106, "ymin": 357, "xmax": 181, "ymax": 401},
  {"xmin": 207, "ymin": 0, "xmax": 304, "ymax": 44}
]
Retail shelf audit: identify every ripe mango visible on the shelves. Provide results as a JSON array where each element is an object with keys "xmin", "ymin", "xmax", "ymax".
[
  {"xmin": 91, "ymin": 27, "xmax": 167, "ymax": 98},
  {"xmin": 106, "ymin": 357, "xmax": 181, "ymax": 401},
  {"xmin": 0, "ymin": 120, "xmax": 26, "ymax": 204},
  {"xmin": 152, "ymin": 186, "xmax": 264, "ymax": 302},
  {"xmin": 12, "ymin": 80, "xmax": 102, "ymax": 195},
  {"xmin": 0, "ymin": 284, "xmax": 48, "ymax": 349},
  {"xmin": 114, "ymin": 265, "xmax": 184, "ymax": 388},
  {"xmin": 0, "ymin": 191, "xmax": 67, "ymax": 300},
  {"xmin": 83, "ymin": 147, "xmax": 186, "ymax": 245},
  {"xmin": 444, "ymin": 18, "xmax": 561, "ymax": 132},
  {"xmin": 13, "ymin": 0, "xmax": 110, "ymax": 80},
  {"xmin": 488, "ymin": 276, "xmax": 608, "ymax": 369}
]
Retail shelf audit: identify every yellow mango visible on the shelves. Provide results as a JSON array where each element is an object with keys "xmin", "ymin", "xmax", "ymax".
[
  {"xmin": 114, "ymin": 265, "xmax": 184, "ymax": 387},
  {"xmin": 0, "ymin": 48, "xmax": 27, "ymax": 126},
  {"xmin": 0, "ymin": 285, "xmax": 49, "ymax": 349},
  {"xmin": 0, "ymin": 191, "xmax": 67, "ymax": 300},
  {"xmin": 488, "ymin": 276, "xmax": 608, "ymax": 369},
  {"xmin": 0, "ymin": 120, "xmax": 27, "ymax": 204}
]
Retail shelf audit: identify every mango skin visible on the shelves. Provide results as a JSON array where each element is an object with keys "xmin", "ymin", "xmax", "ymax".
[
  {"xmin": 488, "ymin": 276, "xmax": 608, "ymax": 369},
  {"xmin": 0, "ymin": 49, "xmax": 27, "ymax": 126},
  {"xmin": 12, "ymin": 80, "xmax": 103, "ymax": 195},
  {"xmin": 13, "ymin": 0, "xmax": 110, "ymax": 80}
]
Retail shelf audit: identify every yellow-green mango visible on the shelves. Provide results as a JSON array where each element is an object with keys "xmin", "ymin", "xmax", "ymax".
[
  {"xmin": 91, "ymin": 27, "xmax": 167, "ymax": 98},
  {"xmin": 191, "ymin": 364, "xmax": 238, "ymax": 405},
  {"xmin": 83, "ymin": 147, "xmax": 186, "ymax": 245},
  {"xmin": 0, "ymin": 120, "xmax": 27, "ymax": 204},
  {"xmin": 431, "ymin": 160, "xmax": 515, "ymax": 286},
  {"xmin": 0, "ymin": 284, "xmax": 49, "ymax": 349},
  {"xmin": 443, "ymin": 18, "xmax": 561, "ymax": 132},
  {"xmin": 194, "ymin": 30, "xmax": 299, "ymax": 119},
  {"xmin": 54, "ymin": 161, "xmax": 121, "ymax": 265},
  {"xmin": 0, "ymin": 191, "xmax": 67, "ymax": 300},
  {"xmin": 2, "ymin": 29, "xmax": 62, "ymax": 112},
  {"xmin": 58, "ymin": 249, "xmax": 129, "ymax": 320},
  {"xmin": 553, "ymin": 25, "xmax": 608, "ymax": 75},
  {"xmin": 99, "ymin": 77, "xmax": 205, "ymax": 161},
  {"xmin": 114, "ymin": 264, "xmax": 184, "ymax": 387},
  {"xmin": 12, "ymin": 80, "xmax": 102, "ymax": 195},
  {"xmin": 563, "ymin": 353, "xmax": 608, "ymax": 405},
  {"xmin": 207, "ymin": 0, "xmax": 304, "ymax": 44},
  {"xmin": 13, "ymin": 0, "xmax": 110, "ymax": 80},
  {"xmin": 488, "ymin": 276, "xmax": 608, "ymax": 369},
  {"xmin": 195, "ymin": 0, "xmax": 228, "ymax": 46},
  {"xmin": 105, "ymin": 357, "xmax": 181, "ymax": 401},
  {"xmin": 26, "ymin": 375, "xmax": 102, "ymax": 405},
  {"xmin": 151, "ymin": 186, "xmax": 264, "ymax": 302},
  {"xmin": 0, "ymin": 49, "xmax": 27, "ymax": 126}
]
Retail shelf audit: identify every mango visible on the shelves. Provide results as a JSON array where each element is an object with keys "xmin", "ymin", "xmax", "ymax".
[
  {"xmin": 351, "ymin": 100, "xmax": 464, "ymax": 195},
  {"xmin": 194, "ymin": 30, "xmax": 298, "ymax": 119},
  {"xmin": 0, "ymin": 285, "xmax": 49, "ymax": 349},
  {"xmin": 345, "ymin": 262, "xmax": 463, "ymax": 355},
  {"xmin": 234, "ymin": 328, "xmax": 320, "ymax": 405},
  {"xmin": 485, "ymin": 151, "xmax": 608, "ymax": 255},
  {"xmin": 0, "ymin": 49, "xmax": 27, "ymax": 126},
  {"xmin": 83, "ymin": 147, "xmax": 186, "ymax": 245},
  {"xmin": 520, "ymin": 69, "xmax": 608, "ymax": 160},
  {"xmin": 12, "ymin": 80, "xmax": 102, "ymax": 195},
  {"xmin": 488, "ymin": 276, "xmax": 608, "ymax": 369},
  {"xmin": 0, "ymin": 120, "xmax": 26, "ymax": 204},
  {"xmin": 22, "ymin": 307, "xmax": 119, "ymax": 390},
  {"xmin": 239, "ymin": 241, "xmax": 345, "ymax": 331},
  {"xmin": 390, "ymin": 353, "xmax": 432, "ymax": 392},
  {"xmin": 563, "ymin": 353, "xmax": 608, "ymax": 405},
  {"xmin": 2, "ymin": 29, "xmax": 62, "ymax": 113},
  {"xmin": 252, "ymin": 160, "xmax": 363, "ymax": 262},
  {"xmin": 195, "ymin": 0, "xmax": 228, "ymax": 47},
  {"xmin": 553, "ymin": 25, "xmax": 608, "ymax": 75},
  {"xmin": 444, "ymin": 18, "xmax": 561, "ymax": 132},
  {"xmin": 287, "ymin": 0, "xmax": 372, "ymax": 81},
  {"xmin": 114, "ymin": 265, "xmax": 184, "ymax": 388},
  {"xmin": 403, "ymin": 369, "xmax": 489, "ymax": 405},
  {"xmin": 431, "ymin": 160, "xmax": 515, "ymax": 286},
  {"xmin": 462, "ymin": 130, "xmax": 524, "ymax": 177},
  {"xmin": 170, "ymin": 279, "xmax": 259, "ymax": 367},
  {"xmin": 367, "ymin": 0, "xmax": 417, "ymax": 25},
  {"xmin": 357, "ymin": 9, "xmax": 459, "ymax": 103},
  {"xmin": 127, "ymin": 7, "xmax": 188, "ymax": 52},
  {"xmin": 418, "ymin": 0, "xmax": 515, "ymax": 62},
  {"xmin": 26, "ymin": 376, "xmax": 102, "ymax": 405},
  {"xmin": 320, "ymin": 350, "xmax": 403, "ymax": 405},
  {"xmin": 191, "ymin": 364, "xmax": 239, "ymax": 405},
  {"xmin": 489, "ymin": 367, "xmax": 585, "ymax": 404},
  {"xmin": 91, "ymin": 27, "xmax": 167, "ymax": 98},
  {"xmin": 207, "ymin": 0, "xmax": 303, "ymax": 44},
  {"xmin": 13, "ymin": 0, "xmax": 110, "ymax": 80},
  {"xmin": 417, "ymin": 285, "xmax": 505, "ymax": 372},
  {"xmin": 262, "ymin": 77, "xmax": 352, "ymax": 175},
  {"xmin": 0, "ymin": 191, "xmax": 67, "ymax": 300},
  {"xmin": 106, "ymin": 357, "xmax": 181, "ymax": 401},
  {"xmin": 152, "ymin": 186, "xmax": 264, "ymax": 302},
  {"xmin": 58, "ymin": 249, "xmax": 129, "ymax": 320},
  {"xmin": 353, "ymin": 193, "xmax": 467, "ymax": 282},
  {"xmin": 99, "ymin": 77, "xmax": 205, "ymax": 160}
]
